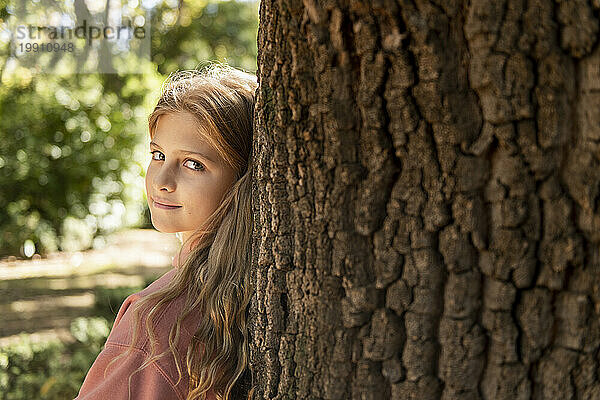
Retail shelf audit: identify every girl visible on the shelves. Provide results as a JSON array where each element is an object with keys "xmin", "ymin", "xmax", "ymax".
[{"xmin": 75, "ymin": 63, "xmax": 257, "ymax": 400}]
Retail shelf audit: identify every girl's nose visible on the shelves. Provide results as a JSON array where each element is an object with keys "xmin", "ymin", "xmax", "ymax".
[{"xmin": 153, "ymin": 165, "xmax": 177, "ymax": 192}]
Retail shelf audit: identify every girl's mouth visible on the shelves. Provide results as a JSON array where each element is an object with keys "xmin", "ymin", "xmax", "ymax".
[{"xmin": 153, "ymin": 200, "xmax": 182, "ymax": 210}]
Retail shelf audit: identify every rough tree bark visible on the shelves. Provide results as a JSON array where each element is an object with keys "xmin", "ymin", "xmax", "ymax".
[{"xmin": 249, "ymin": 0, "xmax": 600, "ymax": 399}]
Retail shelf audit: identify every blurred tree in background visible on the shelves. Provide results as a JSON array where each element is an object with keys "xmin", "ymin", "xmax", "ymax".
[{"xmin": 0, "ymin": 0, "xmax": 258, "ymax": 257}]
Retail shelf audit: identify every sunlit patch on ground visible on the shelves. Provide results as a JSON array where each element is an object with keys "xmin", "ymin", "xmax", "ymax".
[{"xmin": 0, "ymin": 229, "xmax": 178, "ymax": 343}]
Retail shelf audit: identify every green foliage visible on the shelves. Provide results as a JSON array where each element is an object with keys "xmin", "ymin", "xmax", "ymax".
[
  {"xmin": 0, "ymin": 317, "xmax": 110, "ymax": 400},
  {"xmin": 0, "ymin": 74, "xmax": 154, "ymax": 256},
  {"xmin": 152, "ymin": 0, "xmax": 259, "ymax": 74}
]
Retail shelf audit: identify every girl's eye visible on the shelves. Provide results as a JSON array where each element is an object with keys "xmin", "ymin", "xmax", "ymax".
[
  {"xmin": 149, "ymin": 150, "xmax": 164, "ymax": 161},
  {"xmin": 184, "ymin": 159, "xmax": 206, "ymax": 172},
  {"xmin": 149, "ymin": 151, "xmax": 205, "ymax": 172}
]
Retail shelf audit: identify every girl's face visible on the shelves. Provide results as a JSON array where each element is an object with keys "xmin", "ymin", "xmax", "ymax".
[{"xmin": 145, "ymin": 111, "xmax": 237, "ymax": 242}]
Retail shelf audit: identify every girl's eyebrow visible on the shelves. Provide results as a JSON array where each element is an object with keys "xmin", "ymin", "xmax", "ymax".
[{"xmin": 150, "ymin": 141, "xmax": 215, "ymax": 163}]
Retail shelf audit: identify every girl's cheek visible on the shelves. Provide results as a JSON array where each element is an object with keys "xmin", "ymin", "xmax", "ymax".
[{"xmin": 144, "ymin": 168, "xmax": 154, "ymax": 192}]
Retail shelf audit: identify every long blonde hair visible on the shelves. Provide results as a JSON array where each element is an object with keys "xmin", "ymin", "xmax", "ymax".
[{"xmin": 104, "ymin": 63, "xmax": 257, "ymax": 399}]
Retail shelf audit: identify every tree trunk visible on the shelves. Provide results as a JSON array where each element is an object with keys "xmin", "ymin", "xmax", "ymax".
[{"xmin": 250, "ymin": 0, "xmax": 600, "ymax": 399}]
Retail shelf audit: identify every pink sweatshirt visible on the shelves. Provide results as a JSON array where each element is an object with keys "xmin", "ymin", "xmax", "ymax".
[{"xmin": 74, "ymin": 250, "xmax": 216, "ymax": 400}]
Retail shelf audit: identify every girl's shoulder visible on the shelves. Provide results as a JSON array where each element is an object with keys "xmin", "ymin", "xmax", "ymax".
[
  {"xmin": 76, "ymin": 268, "xmax": 210, "ymax": 400},
  {"xmin": 107, "ymin": 266, "xmax": 203, "ymax": 351},
  {"xmin": 102, "ymin": 267, "xmax": 207, "ymax": 397}
]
